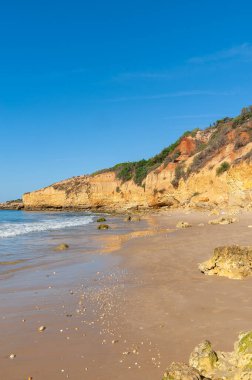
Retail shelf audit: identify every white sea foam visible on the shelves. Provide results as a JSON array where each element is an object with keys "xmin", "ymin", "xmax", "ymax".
[{"xmin": 0, "ymin": 215, "xmax": 94, "ymax": 238}]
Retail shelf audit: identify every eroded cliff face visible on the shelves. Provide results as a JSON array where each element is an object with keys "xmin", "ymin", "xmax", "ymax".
[{"xmin": 23, "ymin": 115, "xmax": 252, "ymax": 212}]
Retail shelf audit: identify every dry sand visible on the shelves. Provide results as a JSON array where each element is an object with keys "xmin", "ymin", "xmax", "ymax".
[{"xmin": 1, "ymin": 210, "xmax": 252, "ymax": 379}]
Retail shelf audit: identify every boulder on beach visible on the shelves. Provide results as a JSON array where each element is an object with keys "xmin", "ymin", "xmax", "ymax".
[
  {"xmin": 162, "ymin": 362, "xmax": 202, "ymax": 380},
  {"xmin": 199, "ymin": 245, "xmax": 252, "ymax": 279},
  {"xmin": 162, "ymin": 331, "xmax": 252, "ymax": 380},
  {"xmin": 176, "ymin": 221, "xmax": 192, "ymax": 229},
  {"xmin": 54, "ymin": 243, "xmax": 69, "ymax": 251},
  {"xmin": 97, "ymin": 224, "xmax": 110, "ymax": 230},
  {"xmin": 208, "ymin": 216, "xmax": 237, "ymax": 225},
  {"xmin": 189, "ymin": 340, "xmax": 218, "ymax": 377},
  {"xmin": 97, "ymin": 217, "xmax": 106, "ymax": 223}
]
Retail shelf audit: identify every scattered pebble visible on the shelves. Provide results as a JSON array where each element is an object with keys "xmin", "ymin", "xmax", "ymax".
[{"xmin": 38, "ymin": 326, "xmax": 46, "ymax": 332}]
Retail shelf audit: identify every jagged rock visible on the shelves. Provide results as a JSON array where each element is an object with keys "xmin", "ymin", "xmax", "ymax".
[
  {"xmin": 189, "ymin": 340, "xmax": 218, "ymax": 376},
  {"xmin": 176, "ymin": 221, "xmax": 192, "ymax": 229},
  {"xmin": 162, "ymin": 331, "xmax": 252, "ymax": 380},
  {"xmin": 97, "ymin": 224, "xmax": 110, "ymax": 230},
  {"xmin": 97, "ymin": 217, "xmax": 106, "ymax": 222},
  {"xmin": 151, "ymin": 196, "xmax": 180, "ymax": 209},
  {"xmin": 54, "ymin": 243, "xmax": 69, "ymax": 251},
  {"xmin": 208, "ymin": 217, "xmax": 237, "ymax": 225},
  {"xmin": 199, "ymin": 245, "xmax": 252, "ymax": 279},
  {"xmin": 162, "ymin": 362, "xmax": 203, "ymax": 380}
]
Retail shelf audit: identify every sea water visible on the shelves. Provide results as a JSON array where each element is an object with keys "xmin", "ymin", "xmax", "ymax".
[{"xmin": 0, "ymin": 210, "xmax": 96, "ymax": 275}]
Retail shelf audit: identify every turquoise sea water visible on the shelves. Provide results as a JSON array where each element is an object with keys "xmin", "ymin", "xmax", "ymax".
[{"xmin": 0, "ymin": 210, "xmax": 96, "ymax": 275}]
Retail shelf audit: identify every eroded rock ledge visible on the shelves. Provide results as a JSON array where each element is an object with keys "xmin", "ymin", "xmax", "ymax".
[
  {"xmin": 0, "ymin": 200, "xmax": 24, "ymax": 210},
  {"xmin": 199, "ymin": 245, "xmax": 252, "ymax": 280},
  {"xmin": 163, "ymin": 331, "xmax": 252, "ymax": 379}
]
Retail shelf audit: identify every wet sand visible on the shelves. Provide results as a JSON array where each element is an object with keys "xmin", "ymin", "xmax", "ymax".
[{"xmin": 1, "ymin": 210, "xmax": 252, "ymax": 379}]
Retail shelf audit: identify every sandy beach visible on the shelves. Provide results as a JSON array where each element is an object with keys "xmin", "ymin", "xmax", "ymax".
[{"xmin": 1, "ymin": 210, "xmax": 252, "ymax": 380}]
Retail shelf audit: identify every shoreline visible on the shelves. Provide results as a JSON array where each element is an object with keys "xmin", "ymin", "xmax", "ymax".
[{"xmin": 1, "ymin": 210, "xmax": 252, "ymax": 379}]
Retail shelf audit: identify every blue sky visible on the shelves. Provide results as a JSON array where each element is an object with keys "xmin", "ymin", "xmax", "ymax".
[{"xmin": 1, "ymin": 0, "xmax": 252, "ymax": 201}]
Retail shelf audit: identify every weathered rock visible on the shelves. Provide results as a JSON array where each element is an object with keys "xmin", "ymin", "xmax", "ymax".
[
  {"xmin": 189, "ymin": 340, "xmax": 218, "ymax": 376},
  {"xmin": 97, "ymin": 217, "xmax": 106, "ymax": 222},
  {"xmin": 236, "ymin": 331, "xmax": 252, "ymax": 355},
  {"xmin": 208, "ymin": 217, "xmax": 237, "ymax": 225},
  {"xmin": 162, "ymin": 362, "xmax": 202, "ymax": 380},
  {"xmin": 176, "ymin": 221, "xmax": 192, "ymax": 229},
  {"xmin": 199, "ymin": 245, "xmax": 252, "ymax": 279},
  {"xmin": 54, "ymin": 243, "xmax": 69, "ymax": 251},
  {"xmin": 162, "ymin": 331, "xmax": 252, "ymax": 380},
  {"xmin": 150, "ymin": 195, "xmax": 180, "ymax": 209},
  {"xmin": 97, "ymin": 224, "xmax": 110, "ymax": 230}
]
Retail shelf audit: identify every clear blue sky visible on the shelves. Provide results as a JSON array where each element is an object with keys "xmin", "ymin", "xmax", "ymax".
[{"xmin": 1, "ymin": 0, "xmax": 252, "ymax": 201}]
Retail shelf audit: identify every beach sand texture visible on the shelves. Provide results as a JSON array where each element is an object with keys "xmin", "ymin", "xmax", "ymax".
[{"xmin": 1, "ymin": 211, "xmax": 252, "ymax": 379}]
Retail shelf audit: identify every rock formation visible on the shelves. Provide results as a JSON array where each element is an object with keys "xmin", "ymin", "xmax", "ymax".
[
  {"xmin": 0, "ymin": 199, "xmax": 24, "ymax": 210},
  {"xmin": 22, "ymin": 108, "xmax": 252, "ymax": 212},
  {"xmin": 176, "ymin": 221, "xmax": 192, "ymax": 228},
  {"xmin": 199, "ymin": 245, "xmax": 252, "ymax": 280},
  {"xmin": 162, "ymin": 331, "xmax": 252, "ymax": 379},
  {"xmin": 208, "ymin": 217, "xmax": 237, "ymax": 225}
]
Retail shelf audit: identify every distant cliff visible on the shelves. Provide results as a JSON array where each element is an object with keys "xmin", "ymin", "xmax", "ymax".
[
  {"xmin": 23, "ymin": 107, "xmax": 252, "ymax": 212},
  {"xmin": 0, "ymin": 199, "xmax": 24, "ymax": 210}
]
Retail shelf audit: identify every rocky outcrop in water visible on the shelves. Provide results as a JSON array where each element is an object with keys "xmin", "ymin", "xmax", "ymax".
[
  {"xmin": 199, "ymin": 245, "xmax": 252, "ymax": 280},
  {"xmin": 163, "ymin": 331, "xmax": 252, "ymax": 379}
]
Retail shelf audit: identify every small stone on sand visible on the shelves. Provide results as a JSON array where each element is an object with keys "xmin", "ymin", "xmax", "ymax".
[{"xmin": 38, "ymin": 326, "xmax": 46, "ymax": 332}]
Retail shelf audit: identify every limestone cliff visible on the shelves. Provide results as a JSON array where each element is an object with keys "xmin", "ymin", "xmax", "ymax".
[{"xmin": 23, "ymin": 108, "xmax": 252, "ymax": 211}]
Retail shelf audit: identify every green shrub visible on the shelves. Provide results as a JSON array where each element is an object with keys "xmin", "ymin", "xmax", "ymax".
[
  {"xmin": 192, "ymin": 191, "xmax": 200, "ymax": 197},
  {"xmin": 189, "ymin": 125, "xmax": 230, "ymax": 174},
  {"xmin": 232, "ymin": 106, "xmax": 252, "ymax": 129},
  {"xmin": 171, "ymin": 164, "xmax": 186, "ymax": 188},
  {"xmin": 93, "ymin": 138, "xmax": 184, "ymax": 186},
  {"xmin": 216, "ymin": 162, "xmax": 230, "ymax": 176},
  {"xmin": 92, "ymin": 107, "xmax": 252, "ymax": 186}
]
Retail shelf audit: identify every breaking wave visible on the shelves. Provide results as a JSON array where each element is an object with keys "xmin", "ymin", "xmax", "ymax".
[{"xmin": 0, "ymin": 215, "xmax": 94, "ymax": 238}]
